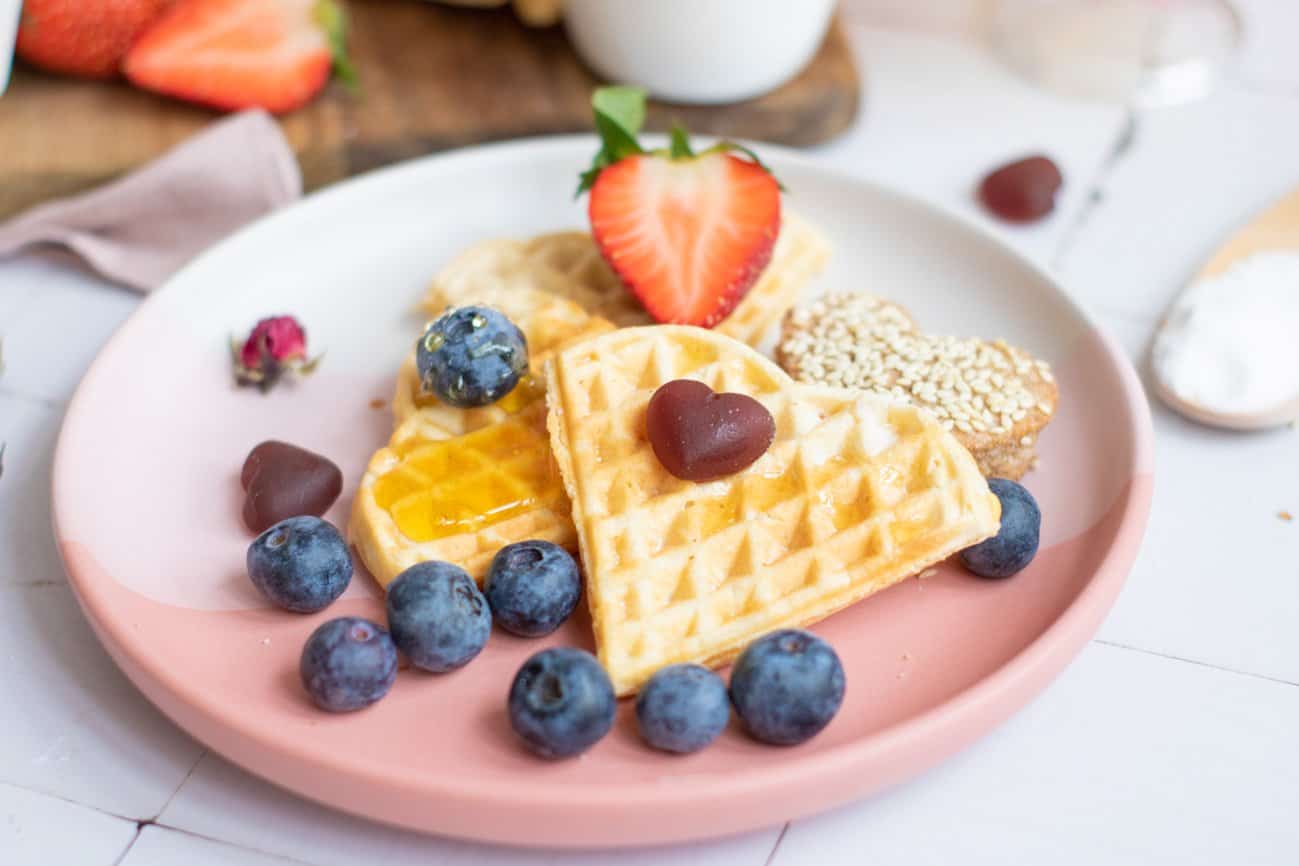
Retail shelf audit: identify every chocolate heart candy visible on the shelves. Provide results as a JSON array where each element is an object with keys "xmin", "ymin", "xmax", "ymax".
[
  {"xmin": 645, "ymin": 379, "xmax": 775, "ymax": 482},
  {"xmin": 240, "ymin": 440, "xmax": 343, "ymax": 533}
]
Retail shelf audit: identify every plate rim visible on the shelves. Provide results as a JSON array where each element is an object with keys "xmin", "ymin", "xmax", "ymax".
[{"xmin": 51, "ymin": 134, "xmax": 1156, "ymax": 846}]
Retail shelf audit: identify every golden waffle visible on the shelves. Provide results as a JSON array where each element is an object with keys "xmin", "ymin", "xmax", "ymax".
[
  {"xmin": 546, "ymin": 326, "xmax": 1001, "ymax": 695},
  {"xmin": 392, "ymin": 286, "xmax": 614, "ymax": 431},
  {"xmin": 422, "ymin": 211, "xmax": 831, "ymax": 348},
  {"xmin": 777, "ymin": 292, "xmax": 1058, "ymax": 480},
  {"xmin": 350, "ymin": 400, "xmax": 576, "ymax": 588}
]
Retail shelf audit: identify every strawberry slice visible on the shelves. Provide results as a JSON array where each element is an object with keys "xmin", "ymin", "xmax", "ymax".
[
  {"xmin": 580, "ymin": 87, "xmax": 782, "ymax": 329},
  {"xmin": 123, "ymin": 0, "xmax": 352, "ymax": 114},
  {"xmin": 589, "ymin": 152, "xmax": 780, "ymax": 328}
]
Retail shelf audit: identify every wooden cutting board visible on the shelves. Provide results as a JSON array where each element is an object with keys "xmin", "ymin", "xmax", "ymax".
[{"xmin": 0, "ymin": 1, "xmax": 859, "ymax": 220}]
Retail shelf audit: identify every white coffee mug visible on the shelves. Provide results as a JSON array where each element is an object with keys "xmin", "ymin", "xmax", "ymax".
[{"xmin": 564, "ymin": 0, "xmax": 838, "ymax": 104}]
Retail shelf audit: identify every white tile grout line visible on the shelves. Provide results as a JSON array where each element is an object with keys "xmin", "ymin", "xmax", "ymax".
[
  {"xmin": 0, "ymin": 778, "xmax": 139, "ymax": 826},
  {"xmin": 763, "ymin": 822, "xmax": 791, "ymax": 866},
  {"xmin": 114, "ymin": 822, "xmax": 326, "ymax": 866},
  {"xmin": 0, "ymin": 382, "xmax": 65, "ymax": 409},
  {"xmin": 147, "ymin": 749, "xmax": 209, "ymax": 824},
  {"xmin": 4, "ymin": 577, "xmax": 65, "ymax": 588},
  {"xmin": 111, "ymin": 826, "xmax": 144, "ymax": 866},
  {"xmin": 1049, "ymin": 108, "xmax": 1140, "ymax": 273},
  {"xmin": 1092, "ymin": 638, "xmax": 1299, "ymax": 688},
  {"xmin": 1050, "ymin": 74, "xmax": 1299, "ymax": 274}
]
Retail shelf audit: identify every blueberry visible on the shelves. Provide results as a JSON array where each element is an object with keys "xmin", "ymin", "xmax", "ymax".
[
  {"xmin": 247, "ymin": 516, "xmax": 352, "ymax": 613},
  {"xmin": 416, "ymin": 306, "xmax": 528, "ymax": 408},
  {"xmin": 386, "ymin": 561, "xmax": 491, "ymax": 673},
  {"xmin": 484, "ymin": 541, "xmax": 581, "ymax": 637},
  {"xmin": 508, "ymin": 647, "xmax": 615, "ymax": 759},
  {"xmin": 299, "ymin": 617, "xmax": 397, "ymax": 712},
  {"xmin": 635, "ymin": 664, "xmax": 729, "ymax": 754},
  {"xmin": 960, "ymin": 478, "xmax": 1041, "ymax": 579},
  {"xmin": 729, "ymin": 629, "xmax": 845, "ymax": 746}
]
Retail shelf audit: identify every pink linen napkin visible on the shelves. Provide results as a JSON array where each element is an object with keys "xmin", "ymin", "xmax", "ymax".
[{"xmin": 0, "ymin": 109, "xmax": 301, "ymax": 292}]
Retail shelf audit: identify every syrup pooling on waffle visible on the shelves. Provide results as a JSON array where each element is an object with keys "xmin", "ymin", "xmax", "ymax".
[
  {"xmin": 546, "ymin": 327, "xmax": 1001, "ymax": 695},
  {"xmin": 371, "ymin": 412, "xmax": 567, "ymax": 543},
  {"xmin": 351, "ymin": 400, "xmax": 577, "ymax": 588}
]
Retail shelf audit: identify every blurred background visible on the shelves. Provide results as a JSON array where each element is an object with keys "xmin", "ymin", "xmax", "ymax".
[{"xmin": 0, "ymin": 0, "xmax": 1243, "ymax": 220}]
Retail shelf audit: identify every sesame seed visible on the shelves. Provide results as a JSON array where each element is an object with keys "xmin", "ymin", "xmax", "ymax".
[{"xmin": 778, "ymin": 292, "xmax": 1055, "ymax": 447}]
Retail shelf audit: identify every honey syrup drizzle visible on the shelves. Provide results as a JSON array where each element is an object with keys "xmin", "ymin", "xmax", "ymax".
[{"xmin": 375, "ymin": 381, "xmax": 564, "ymax": 542}]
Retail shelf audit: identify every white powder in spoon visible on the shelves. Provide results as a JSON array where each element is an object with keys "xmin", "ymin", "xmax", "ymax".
[{"xmin": 1152, "ymin": 251, "xmax": 1299, "ymax": 415}]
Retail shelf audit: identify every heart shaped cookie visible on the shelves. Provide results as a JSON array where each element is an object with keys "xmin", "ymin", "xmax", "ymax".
[
  {"xmin": 777, "ymin": 292, "xmax": 1058, "ymax": 480},
  {"xmin": 240, "ymin": 441, "xmax": 343, "ymax": 533},
  {"xmin": 545, "ymin": 325, "xmax": 1001, "ymax": 695}
]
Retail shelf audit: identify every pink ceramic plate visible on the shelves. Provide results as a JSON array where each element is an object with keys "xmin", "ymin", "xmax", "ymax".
[{"xmin": 53, "ymin": 138, "xmax": 1153, "ymax": 849}]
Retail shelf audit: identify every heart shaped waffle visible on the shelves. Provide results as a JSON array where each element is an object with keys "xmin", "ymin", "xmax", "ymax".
[
  {"xmin": 545, "ymin": 326, "xmax": 1001, "ymax": 695},
  {"xmin": 357, "ymin": 290, "xmax": 601, "ymax": 588},
  {"xmin": 777, "ymin": 292, "xmax": 1059, "ymax": 479},
  {"xmin": 421, "ymin": 211, "xmax": 831, "ymax": 348}
]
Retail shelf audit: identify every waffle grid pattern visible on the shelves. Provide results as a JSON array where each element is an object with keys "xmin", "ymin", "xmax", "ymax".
[
  {"xmin": 547, "ymin": 327, "xmax": 1000, "ymax": 695},
  {"xmin": 422, "ymin": 212, "xmax": 830, "ymax": 347},
  {"xmin": 352, "ymin": 401, "xmax": 577, "ymax": 588}
]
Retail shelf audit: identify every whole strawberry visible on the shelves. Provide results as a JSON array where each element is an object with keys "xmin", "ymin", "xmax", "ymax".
[
  {"xmin": 232, "ymin": 315, "xmax": 321, "ymax": 392},
  {"xmin": 578, "ymin": 87, "xmax": 782, "ymax": 329},
  {"xmin": 17, "ymin": 0, "xmax": 172, "ymax": 79}
]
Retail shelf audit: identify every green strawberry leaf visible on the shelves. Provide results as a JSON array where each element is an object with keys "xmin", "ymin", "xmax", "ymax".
[
  {"xmin": 668, "ymin": 124, "xmax": 693, "ymax": 159},
  {"xmin": 592, "ymin": 85, "xmax": 647, "ymax": 139},
  {"xmin": 576, "ymin": 86, "xmax": 648, "ymax": 196},
  {"xmin": 593, "ymin": 110, "xmax": 644, "ymax": 164},
  {"xmin": 316, "ymin": 0, "xmax": 358, "ymax": 90},
  {"xmin": 576, "ymin": 86, "xmax": 784, "ymax": 195}
]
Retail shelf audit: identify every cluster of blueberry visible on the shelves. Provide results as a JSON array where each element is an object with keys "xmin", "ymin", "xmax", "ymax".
[
  {"xmin": 245, "ymin": 521, "xmax": 579, "ymax": 709},
  {"xmin": 515, "ymin": 628, "xmax": 849, "ymax": 759},
  {"xmin": 244, "ymin": 517, "xmax": 848, "ymax": 757}
]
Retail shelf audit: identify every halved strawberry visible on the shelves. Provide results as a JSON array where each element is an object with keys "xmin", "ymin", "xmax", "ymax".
[
  {"xmin": 589, "ymin": 152, "xmax": 780, "ymax": 328},
  {"xmin": 123, "ymin": 0, "xmax": 353, "ymax": 114},
  {"xmin": 580, "ymin": 87, "xmax": 782, "ymax": 329}
]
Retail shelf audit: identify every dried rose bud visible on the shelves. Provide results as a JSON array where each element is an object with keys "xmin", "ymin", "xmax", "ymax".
[
  {"xmin": 231, "ymin": 315, "xmax": 321, "ymax": 393},
  {"xmin": 240, "ymin": 316, "xmax": 306, "ymax": 367}
]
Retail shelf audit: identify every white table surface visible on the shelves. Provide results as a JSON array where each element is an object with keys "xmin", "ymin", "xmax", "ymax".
[{"xmin": 3, "ymin": 10, "xmax": 1299, "ymax": 866}]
